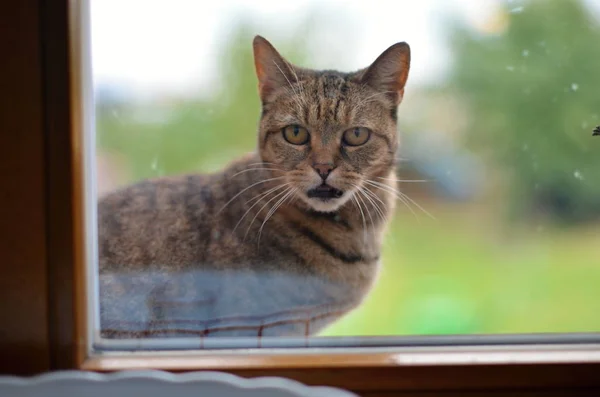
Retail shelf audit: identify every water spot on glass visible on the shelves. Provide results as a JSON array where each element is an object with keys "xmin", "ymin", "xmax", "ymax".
[
  {"xmin": 446, "ymin": 170, "xmax": 453, "ymax": 176},
  {"xmin": 506, "ymin": 65, "xmax": 515, "ymax": 72},
  {"xmin": 536, "ymin": 225, "xmax": 544, "ymax": 233},
  {"xmin": 111, "ymin": 109, "xmax": 119, "ymax": 118},
  {"xmin": 582, "ymin": 121, "xmax": 589, "ymax": 129},
  {"xmin": 151, "ymin": 157, "xmax": 158, "ymax": 171},
  {"xmin": 538, "ymin": 40, "xmax": 546, "ymax": 47},
  {"xmin": 510, "ymin": 6, "xmax": 524, "ymax": 13},
  {"xmin": 534, "ymin": 183, "xmax": 540, "ymax": 190},
  {"xmin": 533, "ymin": 161, "xmax": 538, "ymax": 170},
  {"xmin": 522, "ymin": 144, "xmax": 529, "ymax": 151},
  {"xmin": 571, "ymin": 83, "xmax": 579, "ymax": 91},
  {"xmin": 523, "ymin": 87, "xmax": 531, "ymax": 95},
  {"xmin": 574, "ymin": 170, "xmax": 584, "ymax": 180},
  {"xmin": 522, "ymin": 49, "xmax": 529, "ymax": 57},
  {"xmin": 212, "ymin": 230, "xmax": 220, "ymax": 240}
]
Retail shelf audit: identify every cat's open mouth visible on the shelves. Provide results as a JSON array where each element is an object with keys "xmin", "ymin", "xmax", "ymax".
[{"xmin": 306, "ymin": 184, "xmax": 344, "ymax": 200}]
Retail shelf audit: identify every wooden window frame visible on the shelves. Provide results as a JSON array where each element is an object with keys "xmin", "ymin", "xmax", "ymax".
[{"xmin": 1, "ymin": 0, "xmax": 600, "ymax": 395}]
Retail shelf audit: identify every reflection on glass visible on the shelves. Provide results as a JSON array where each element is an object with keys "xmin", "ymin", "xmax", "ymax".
[{"xmin": 93, "ymin": 0, "xmax": 600, "ymax": 345}]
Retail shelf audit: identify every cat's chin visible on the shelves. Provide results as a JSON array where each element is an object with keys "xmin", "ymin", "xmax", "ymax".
[
  {"xmin": 308, "ymin": 200, "xmax": 341, "ymax": 213},
  {"xmin": 303, "ymin": 193, "xmax": 351, "ymax": 213}
]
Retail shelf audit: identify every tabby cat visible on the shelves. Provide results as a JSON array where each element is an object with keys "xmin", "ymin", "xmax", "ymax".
[{"xmin": 98, "ymin": 36, "xmax": 411, "ymax": 338}]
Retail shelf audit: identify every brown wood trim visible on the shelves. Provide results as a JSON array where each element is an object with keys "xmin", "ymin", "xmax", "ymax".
[
  {"xmin": 81, "ymin": 346, "xmax": 600, "ymax": 393},
  {"xmin": 0, "ymin": 1, "xmax": 50, "ymax": 375},
  {"xmin": 41, "ymin": 0, "xmax": 78, "ymax": 371},
  {"xmin": 67, "ymin": 0, "xmax": 92, "ymax": 370},
  {"xmin": 358, "ymin": 392, "xmax": 600, "ymax": 397},
  {"xmin": 81, "ymin": 354, "xmax": 600, "ymax": 393},
  {"xmin": 81, "ymin": 345, "xmax": 600, "ymax": 371},
  {"xmin": 41, "ymin": 0, "xmax": 90, "ymax": 370},
  {"xmin": 42, "ymin": 0, "xmax": 91, "ymax": 370}
]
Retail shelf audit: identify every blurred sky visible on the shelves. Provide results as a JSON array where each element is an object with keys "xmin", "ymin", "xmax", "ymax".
[{"xmin": 90, "ymin": 0, "xmax": 600, "ymax": 99}]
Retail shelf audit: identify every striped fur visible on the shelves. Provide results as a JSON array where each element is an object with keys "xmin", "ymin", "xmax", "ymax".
[{"xmin": 98, "ymin": 36, "xmax": 410, "ymax": 338}]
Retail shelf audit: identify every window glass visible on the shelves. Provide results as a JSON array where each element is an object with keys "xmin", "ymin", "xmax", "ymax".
[{"xmin": 91, "ymin": 0, "xmax": 600, "ymax": 350}]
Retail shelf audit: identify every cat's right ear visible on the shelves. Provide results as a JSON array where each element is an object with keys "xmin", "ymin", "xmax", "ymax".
[{"xmin": 253, "ymin": 36, "xmax": 296, "ymax": 102}]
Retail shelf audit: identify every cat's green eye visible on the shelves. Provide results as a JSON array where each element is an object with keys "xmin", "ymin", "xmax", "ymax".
[
  {"xmin": 282, "ymin": 125, "xmax": 310, "ymax": 145},
  {"xmin": 343, "ymin": 127, "xmax": 371, "ymax": 146}
]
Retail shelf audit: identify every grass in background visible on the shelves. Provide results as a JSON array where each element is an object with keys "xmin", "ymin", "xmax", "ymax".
[{"xmin": 322, "ymin": 203, "xmax": 600, "ymax": 336}]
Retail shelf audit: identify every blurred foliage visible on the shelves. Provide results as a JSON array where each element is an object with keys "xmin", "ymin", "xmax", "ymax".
[{"xmin": 443, "ymin": 0, "xmax": 600, "ymax": 223}]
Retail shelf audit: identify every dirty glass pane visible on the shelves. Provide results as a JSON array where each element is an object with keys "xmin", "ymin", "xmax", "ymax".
[{"xmin": 91, "ymin": 0, "xmax": 600, "ymax": 350}]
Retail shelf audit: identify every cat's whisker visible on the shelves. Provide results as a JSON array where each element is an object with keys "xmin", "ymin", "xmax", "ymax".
[
  {"xmin": 351, "ymin": 195, "xmax": 368, "ymax": 243},
  {"xmin": 272, "ymin": 60, "xmax": 305, "ymax": 112},
  {"xmin": 362, "ymin": 185, "xmax": 399, "ymax": 249},
  {"xmin": 361, "ymin": 184, "xmax": 388, "ymax": 211},
  {"xmin": 365, "ymin": 180, "xmax": 435, "ymax": 220},
  {"xmin": 217, "ymin": 176, "xmax": 285, "ymax": 215},
  {"xmin": 365, "ymin": 179, "xmax": 419, "ymax": 220},
  {"xmin": 358, "ymin": 90, "xmax": 395, "ymax": 107},
  {"xmin": 358, "ymin": 185, "xmax": 387, "ymax": 225},
  {"xmin": 396, "ymin": 189, "xmax": 435, "ymax": 220},
  {"xmin": 375, "ymin": 176, "xmax": 431, "ymax": 183},
  {"xmin": 286, "ymin": 61, "xmax": 302, "ymax": 93},
  {"xmin": 353, "ymin": 183, "xmax": 387, "ymax": 225},
  {"xmin": 287, "ymin": 63, "xmax": 308, "ymax": 108},
  {"xmin": 245, "ymin": 183, "xmax": 290, "ymax": 205},
  {"xmin": 232, "ymin": 183, "xmax": 292, "ymax": 234},
  {"xmin": 243, "ymin": 187, "xmax": 292, "ymax": 242},
  {"xmin": 230, "ymin": 168, "xmax": 281, "ymax": 178},
  {"xmin": 298, "ymin": 82, "xmax": 309, "ymax": 108},
  {"xmin": 245, "ymin": 161, "xmax": 276, "ymax": 167},
  {"xmin": 260, "ymin": 188, "xmax": 294, "ymax": 231},
  {"xmin": 354, "ymin": 187, "xmax": 376, "ymax": 228},
  {"xmin": 368, "ymin": 187, "xmax": 389, "ymax": 216},
  {"xmin": 380, "ymin": 181, "xmax": 433, "ymax": 219},
  {"xmin": 288, "ymin": 190, "xmax": 300, "ymax": 205},
  {"xmin": 257, "ymin": 188, "xmax": 297, "ymax": 248}
]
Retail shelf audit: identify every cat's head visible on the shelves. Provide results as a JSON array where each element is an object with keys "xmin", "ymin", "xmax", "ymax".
[{"xmin": 253, "ymin": 36, "xmax": 410, "ymax": 213}]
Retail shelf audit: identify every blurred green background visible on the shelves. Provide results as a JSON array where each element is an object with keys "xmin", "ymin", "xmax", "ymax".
[{"xmin": 95, "ymin": 0, "xmax": 600, "ymax": 336}]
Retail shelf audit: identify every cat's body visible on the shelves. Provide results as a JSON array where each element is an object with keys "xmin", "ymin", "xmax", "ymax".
[
  {"xmin": 98, "ymin": 36, "xmax": 410, "ymax": 338},
  {"xmin": 99, "ymin": 153, "xmax": 391, "ymax": 337}
]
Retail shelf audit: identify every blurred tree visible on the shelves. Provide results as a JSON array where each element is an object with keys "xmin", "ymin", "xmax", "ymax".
[{"xmin": 444, "ymin": 0, "xmax": 600, "ymax": 223}]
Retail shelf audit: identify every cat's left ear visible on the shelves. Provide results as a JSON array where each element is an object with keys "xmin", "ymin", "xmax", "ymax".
[
  {"xmin": 253, "ymin": 35, "xmax": 297, "ymax": 102},
  {"xmin": 359, "ymin": 42, "xmax": 411, "ymax": 106}
]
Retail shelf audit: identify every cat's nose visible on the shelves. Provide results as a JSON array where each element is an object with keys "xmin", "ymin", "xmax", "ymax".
[{"xmin": 313, "ymin": 163, "xmax": 335, "ymax": 181}]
